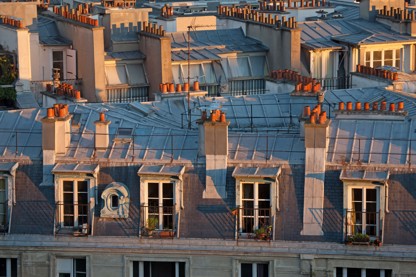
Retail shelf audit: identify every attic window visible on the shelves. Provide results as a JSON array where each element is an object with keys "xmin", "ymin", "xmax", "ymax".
[
  {"xmin": 115, "ymin": 128, "xmax": 133, "ymax": 142},
  {"xmin": 100, "ymin": 182, "xmax": 130, "ymax": 218}
]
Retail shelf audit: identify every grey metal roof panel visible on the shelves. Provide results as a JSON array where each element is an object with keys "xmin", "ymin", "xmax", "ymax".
[
  {"xmin": 232, "ymin": 166, "xmax": 281, "ymax": 178},
  {"xmin": 37, "ymin": 16, "xmax": 72, "ymax": 46},
  {"xmin": 105, "ymin": 51, "xmax": 146, "ymax": 60},
  {"xmin": 340, "ymin": 169, "xmax": 389, "ymax": 182},
  {"xmin": 170, "ymin": 28, "xmax": 268, "ymax": 53},
  {"xmin": 137, "ymin": 164, "xmax": 186, "ymax": 176},
  {"xmin": 0, "ymin": 162, "xmax": 18, "ymax": 173},
  {"xmin": 52, "ymin": 163, "xmax": 99, "ymax": 174}
]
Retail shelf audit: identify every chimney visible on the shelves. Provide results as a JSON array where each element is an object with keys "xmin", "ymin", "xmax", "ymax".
[
  {"xmin": 94, "ymin": 112, "xmax": 111, "ymax": 150},
  {"xmin": 301, "ymin": 107, "xmax": 330, "ymax": 236},
  {"xmin": 41, "ymin": 104, "xmax": 72, "ymax": 186},
  {"xmin": 198, "ymin": 109, "xmax": 230, "ymax": 199}
]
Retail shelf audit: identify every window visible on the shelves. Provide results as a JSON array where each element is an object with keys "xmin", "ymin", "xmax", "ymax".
[
  {"xmin": 350, "ymin": 188, "xmax": 378, "ymax": 236},
  {"xmin": 53, "ymin": 51, "xmax": 64, "ymax": 80},
  {"xmin": 132, "ymin": 261, "xmax": 185, "ymax": 277},
  {"xmin": 364, "ymin": 49, "xmax": 401, "ymax": 69},
  {"xmin": 241, "ymin": 182, "xmax": 271, "ymax": 233},
  {"xmin": 0, "ymin": 179, "xmax": 6, "ymax": 227},
  {"xmin": 341, "ymin": 170, "xmax": 388, "ymax": 240},
  {"xmin": 56, "ymin": 258, "xmax": 87, "ymax": 277},
  {"xmin": 147, "ymin": 182, "xmax": 174, "ymax": 230},
  {"xmin": 241, "ymin": 263, "xmax": 269, "ymax": 277},
  {"xmin": 335, "ymin": 268, "xmax": 392, "ymax": 277},
  {"xmin": 233, "ymin": 166, "xmax": 280, "ymax": 238},
  {"xmin": 0, "ymin": 258, "xmax": 17, "ymax": 277},
  {"xmin": 62, "ymin": 180, "xmax": 89, "ymax": 227},
  {"xmin": 100, "ymin": 182, "xmax": 130, "ymax": 218},
  {"xmin": 138, "ymin": 165, "xmax": 185, "ymax": 236}
]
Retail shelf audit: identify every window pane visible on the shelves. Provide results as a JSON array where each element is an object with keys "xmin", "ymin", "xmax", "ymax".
[
  {"xmin": 111, "ymin": 195, "xmax": 119, "ymax": 208},
  {"xmin": 347, "ymin": 268, "xmax": 361, "ymax": 277},
  {"xmin": 352, "ymin": 189, "xmax": 362, "ymax": 202},
  {"xmin": 257, "ymin": 263, "xmax": 269, "ymax": 277},
  {"xmin": 243, "ymin": 184, "xmax": 254, "ymax": 199},
  {"xmin": 0, "ymin": 258, "xmax": 6, "ymax": 277},
  {"xmin": 258, "ymin": 184, "xmax": 270, "ymax": 199},
  {"xmin": 373, "ymin": 51, "xmax": 382, "ymax": 60},
  {"xmin": 384, "ymin": 50, "xmax": 392, "ymax": 60},
  {"xmin": 366, "ymin": 269, "xmax": 380, "ymax": 277},
  {"xmin": 75, "ymin": 258, "xmax": 86, "ymax": 272},
  {"xmin": 53, "ymin": 51, "xmax": 63, "ymax": 60},
  {"xmin": 0, "ymin": 179, "xmax": 5, "ymax": 190},
  {"xmin": 241, "ymin": 263, "xmax": 252, "ymax": 277},
  {"xmin": 163, "ymin": 183, "xmax": 173, "ymax": 198},
  {"xmin": 126, "ymin": 64, "xmax": 146, "ymax": 85},
  {"xmin": 148, "ymin": 183, "xmax": 158, "ymax": 198},
  {"xmin": 366, "ymin": 189, "xmax": 376, "ymax": 202},
  {"xmin": 150, "ymin": 262, "xmax": 176, "ymax": 277},
  {"xmin": 63, "ymin": 181, "xmax": 74, "ymax": 192},
  {"xmin": 78, "ymin": 181, "xmax": 88, "ymax": 192}
]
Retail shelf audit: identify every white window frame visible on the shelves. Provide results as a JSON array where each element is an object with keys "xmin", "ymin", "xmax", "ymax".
[
  {"xmin": 343, "ymin": 181, "xmax": 386, "ymax": 239},
  {"xmin": 0, "ymin": 163, "xmax": 18, "ymax": 233},
  {"xmin": 139, "ymin": 176, "xmax": 182, "ymax": 232},
  {"xmin": 54, "ymin": 176, "xmax": 97, "ymax": 229},
  {"xmin": 0, "ymin": 257, "xmax": 18, "ymax": 277},
  {"xmin": 239, "ymin": 262, "xmax": 270, "ymax": 277},
  {"xmin": 363, "ymin": 48, "xmax": 402, "ymax": 69},
  {"xmin": 54, "ymin": 257, "xmax": 88, "ymax": 277},
  {"xmin": 126, "ymin": 257, "xmax": 189, "ymax": 277},
  {"xmin": 234, "ymin": 259, "xmax": 273, "ymax": 277},
  {"xmin": 235, "ymin": 178, "xmax": 278, "ymax": 236}
]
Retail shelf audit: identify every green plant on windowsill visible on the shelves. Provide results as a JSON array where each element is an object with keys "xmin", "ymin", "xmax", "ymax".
[
  {"xmin": 345, "ymin": 233, "xmax": 370, "ymax": 245},
  {"xmin": 143, "ymin": 217, "xmax": 158, "ymax": 236},
  {"xmin": 254, "ymin": 225, "xmax": 272, "ymax": 241}
]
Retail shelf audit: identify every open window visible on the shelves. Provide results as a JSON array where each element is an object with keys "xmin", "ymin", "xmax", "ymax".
[
  {"xmin": 240, "ymin": 262, "xmax": 269, "ymax": 277},
  {"xmin": 52, "ymin": 163, "xmax": 99, "ymax": 236},
  {"xmin": 0, "ymin": 258, "xmax": 17, "ymax": 277},
  {"xmin": 340, "ymin": 170, "xmax": 389, "ymax": 241},
  {"xmin": 56, "ymin": 257, "xmax": 87, "ymax": 277},
  {"xmin": 0, "ymin": 162, "xmax": 18, "ymax": 234},
  {"xmin": 232, "ymin": 166, "xmax": 281, "ymax": 239},
  {"xmin": 137, "ymin": 165, "xmax": 185, "ymax": 237}
]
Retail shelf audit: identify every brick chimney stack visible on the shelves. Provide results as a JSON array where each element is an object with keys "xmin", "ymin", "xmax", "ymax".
[
  {"xmin": 41, "ymin": 104, "xmax": 72, "ymax": 186},
  {"xmin": 94, "ymin": 112, "xmax": 111, "ymax": 150}
]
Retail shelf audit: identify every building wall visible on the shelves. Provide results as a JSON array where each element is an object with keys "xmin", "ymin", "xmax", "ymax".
[
  {"xmin": 138, "ymin": 33, "xmax": 172, "ymax": 100},
  {"xmin": 49, "ymin": 14, "xmax": 106, "ymax": 102},
  {"xmin": 245, "ymin": 23, "xmax": 301, "ymax": 72},
  {"xmin": 100, "ymin": 8, "xmax": 150, "ymax": 51},
  {"xmin": 0, "ymin": 2, "xmax": 38, "ymax": 27}
]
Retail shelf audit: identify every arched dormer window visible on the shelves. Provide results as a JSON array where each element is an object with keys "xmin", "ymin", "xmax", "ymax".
[{"xmin": 100, "ymin": 182, "xmax": 130, "ymax": 218}]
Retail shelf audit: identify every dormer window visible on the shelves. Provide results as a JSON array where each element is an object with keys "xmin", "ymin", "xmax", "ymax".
[
  {"xmin": 0, "ymin": 162, "xmax": 18, "ymax": 234},
  {"xmin": 233, "ymin": 166, "xmax": 281, "ymax": 239},
  {"xmin": 52, "ymin": 163, "xmax": 99, "ymax": 235},
  {"xmin": 340, "ymin": 169, "xmax": 389, "ymax": 241},
  {"xmin": 138, "ymin": 165, "xmax": 185, "ymax": 237}
]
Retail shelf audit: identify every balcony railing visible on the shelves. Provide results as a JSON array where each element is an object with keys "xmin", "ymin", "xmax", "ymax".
[
  {"xmin": 234, "ymin": 207, "xmax": 273, "ymax": 241},
  {"xmin": 54, "ymin": 201, "xmax": 90, "ymax": 236},
  {"xmin": 345, "ymin": 210, "xmax": 381, "ymax": 240},
  {"xmin": 140, "ymin": 205, "xmax": 176, "ymax": 238},
  {"xmin": 106, "ymin": 85, "xmax": 149, "ymax": 103}
]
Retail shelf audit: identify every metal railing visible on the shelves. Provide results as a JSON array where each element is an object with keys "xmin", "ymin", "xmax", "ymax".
[
  {"xmin": 228, "ymin": 78, "xmax": 267, "ymax": 96},
  {"xmin": 55, "ymin": 201, "xmax": 90, "ymax": 236},
  {"xmin": 345, "ymin": 210, "xmax": 381, "ymax": 240},
  {"xmin": 315, "ymin": 75, "xmax": 352, "ymax": 90},
  {"xmin": 140, "ymin": 205, "xmax": 176, "ymax": 238},
  {"xmin": 30, "ymin": 79, "xmax": 82, "ymax": 95},
  {"xmin": 234, "ymin": 207, "xmax": 272, "ymax": 240},
  {"xmin": 106, "ymin": 85, "xmax": 149, "ymax": 103}
]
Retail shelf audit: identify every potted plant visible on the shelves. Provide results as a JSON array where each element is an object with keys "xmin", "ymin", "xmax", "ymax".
[
  {"xmin": 346, "ymin": 233, "xmax": 370, "ymax": 245},
  {"xmin": 144, "ymin": 217, "xmax": 158, "ymax": 236},
  {"xmin": 159, "ymin": 228, "xmax": 175, "ymax": 238},
  {"xmin": 254, "ymin": 225, "xmax": 272, "ymax": 241}
]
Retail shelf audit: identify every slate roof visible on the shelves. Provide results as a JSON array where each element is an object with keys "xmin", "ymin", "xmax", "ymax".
[
  {"xmin": 170, "ymin": 28, "xmax": 268, "ymax": 61},
  {"xmin": 36, "ymin": 16, "xmax": 72, "ymax": 46},
  {"xmin": 299, "ymin": 17, "xmax": 416, "ymax": 50}
]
